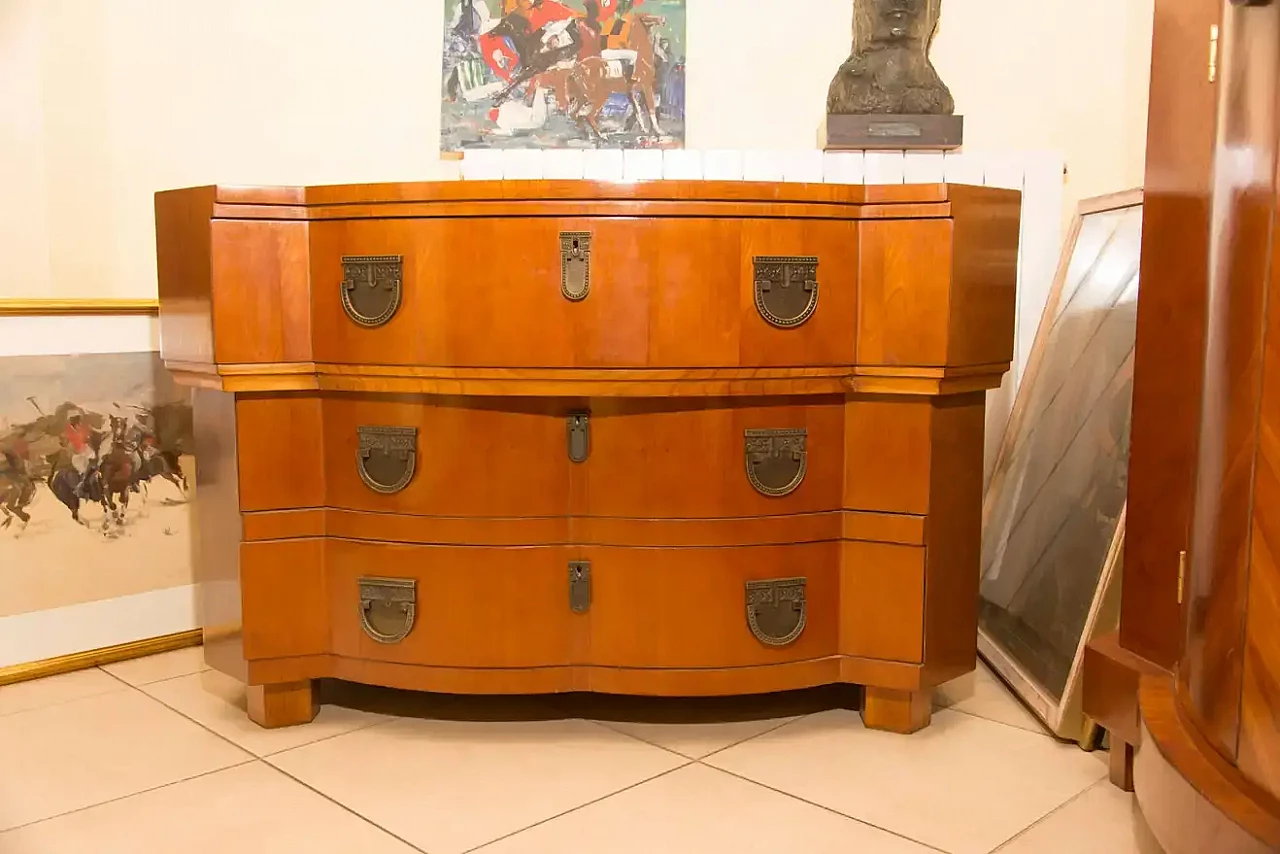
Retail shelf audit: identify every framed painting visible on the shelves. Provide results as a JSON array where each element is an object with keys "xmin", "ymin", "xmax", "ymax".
[
  {"xmin": 442, "ymin": 0, "xmax": 686, "ymax": 150},
  {"xmin": 978, "ymin": 190, "xmax": 1143, "ymax": 740},
  {"xmin": 0, "ymin": 300, "xmax": 199, "ymax": 681}
]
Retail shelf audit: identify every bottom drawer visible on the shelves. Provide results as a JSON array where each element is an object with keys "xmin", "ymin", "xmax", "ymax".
[
  {"xmin": 240, "ymin": 538, "xmax": 915, "ymax": 671},
  {"xmin": 585, "ymin": 543, "xmax": 840, "ymax": 668}
]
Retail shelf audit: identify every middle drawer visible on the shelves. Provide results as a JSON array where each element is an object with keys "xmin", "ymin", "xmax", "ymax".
[{"xmin": 236, "ymin": 393, "xmax": 845, "ymax": 520}]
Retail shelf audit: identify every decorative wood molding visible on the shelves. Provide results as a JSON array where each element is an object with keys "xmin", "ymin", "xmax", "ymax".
[
  {"xmin": 1136, "ymin": 675, "xmax": 1280, "ymax": 853},
  {"xmin": 0, "ymin": 628, "xmax": 202, "ymax": 686},
  {"xmin": 0, "ymin": 298, "xmax": 159, "ymax": 316}
]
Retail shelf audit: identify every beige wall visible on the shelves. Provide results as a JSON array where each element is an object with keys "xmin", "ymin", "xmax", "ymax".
[{"xmin": 0, "ymin": 0, "xmax": 1153, "ymax": 299}]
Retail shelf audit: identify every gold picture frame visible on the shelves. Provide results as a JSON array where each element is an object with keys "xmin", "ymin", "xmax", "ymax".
[
  {"xmin": 0, "ymin": 299, "xmax": 159, "ymax": 316},
  {"xmin": 0, "ymin": 297, "xmax": 199, "ymax": 684}
]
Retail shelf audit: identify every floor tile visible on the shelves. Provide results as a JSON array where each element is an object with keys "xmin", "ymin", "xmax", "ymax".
[
  {"xmin": 101, "ymin": 646, "xmax": 208, "ymax": 687},
  {"xmin": 0, "ymin": 762, "xmax": 421, "ymax": 854},
  {"xmin": 935, "ymin": 662, "xmax": 1049, "ymax": 734},
  {"xmin": 0, "ymin": 688, "xmax": 250, "ymax": 831},
  {"xmin": 706, "ymin": 708, "xmax": 1107, "ymax": 854},
  {"xmin": 599, "ymin": 716, "xmax": 800, "ymax": 759},
  {"xmin": 473, "ymin": 762, "xmax": 937, "ymax": 854},
  {"xmin": 548, "ymin": 687, "xmax": 840, "ymax": 759},
  {"xmin": 995, "ymin": 780, "xmax": 1165, "ymax": 854},
  {"xmin": 0, "ymin": 668, "xmax": 121, "ymax": 717},
  {"xmin": 269, "ymin": 716, "xmax": 685, "ymax": 854},
  {"xmin": 142, "ymin": 669, "xmax": 390, "ymax": 757}
]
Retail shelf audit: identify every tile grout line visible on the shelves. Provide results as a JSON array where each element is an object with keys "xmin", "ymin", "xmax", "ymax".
[
  {"xmin": 144, "ymin": 686, "xmax": 425, "ymax": 850},
  {"xmin": 460, "ymin": 759, "xmax": 699, "ymax": 854},
  {"xmin": 934, "ymin": 704, "xmax": 1057, "ymax": 739},
  {"xmin": 0, "ymin": 759, "xmax": 259, "ymax": 836},
  {"xmin": 100, "ymin": 667, "xmax": 422, "ymax": 848},
  {"xmin": 262, "ymin": 761, "xmax": 431, "ymax": 854},
  {"xmin": 701, "ymin": 762, "xmax": 953, "ymax": 854},
  {"xmin": 986, "ymin": 777, "xmax": 1110, "ymax": 853},
  {"xmin": 591, "ymin": 712, "xmax": 809, "ymax": 761},
  {"xmin": 0, "ymin": 664, "xmax": 154, "ymax": 720}
]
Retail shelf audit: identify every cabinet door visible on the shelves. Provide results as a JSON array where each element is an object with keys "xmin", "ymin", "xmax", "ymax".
[
  {"xmin": 1180, "ymin": 0, "xmax": 1280, "ymax": 764},
  {"xmin": 1123, "ymin": 0, "xmax": 1221, "ymax": 670}
]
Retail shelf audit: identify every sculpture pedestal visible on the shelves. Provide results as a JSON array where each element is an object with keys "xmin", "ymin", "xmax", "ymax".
[{"xmin": 821, "ymin": 113, "xmax": 964, "ymax": 151}]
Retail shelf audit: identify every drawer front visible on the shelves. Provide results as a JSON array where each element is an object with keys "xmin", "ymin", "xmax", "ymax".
[
  {"xmin": 327, "ymin": 539, "xmax": 578, "ymax": 668},
  {"xmin": 586, "ymin": 543, "xmax": 839, "ymax": 668},
  {"xmin": 320, "ymin": 395, "xmax": 572, "ymax": 517},
  {"xmin": 583, "ymin": 397, "xmax": 844, "ymax": 518},
  {"xmin": 309, "ymin": 217, "xmax": 859, "ymax": 368}
]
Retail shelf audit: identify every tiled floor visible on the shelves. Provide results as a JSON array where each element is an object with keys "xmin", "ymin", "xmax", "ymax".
[{"xmin": 0, "ymin": 648, "xmax": 1166, "ymax": 854}]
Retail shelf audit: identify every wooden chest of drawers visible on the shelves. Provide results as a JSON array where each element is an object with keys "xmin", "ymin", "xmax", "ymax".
[{"xmin": 155, "ymin": 180, "xmax": 1019, "ymax": 733}]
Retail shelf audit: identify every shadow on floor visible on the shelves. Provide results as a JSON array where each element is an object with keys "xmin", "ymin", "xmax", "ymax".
[{"xmin": 318, "ymin": 678, "xmax": 863, "ymax": 726}]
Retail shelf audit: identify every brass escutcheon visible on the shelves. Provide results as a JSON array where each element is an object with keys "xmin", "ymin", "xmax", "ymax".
[
  {"xmin": 753, "ymin": 256, "xmax": 819, "ymax": 328},
  {"xmin": 357, "ymin": 425, "xmax": 417, "ymax": 495},
  {"xmin": 745, "ymin": 577, "xmax": 807, "ymax": 647},
  {"xmin": 560, "ymin": 232, "xmax": 592, "ymax": 302},
  {"xmin": 341, "ymin": 255, "xmax": 403, "ymax": 327},
  {"xmin": 744, "ymin": 428, "xmax": 808, "ymax": 497}
]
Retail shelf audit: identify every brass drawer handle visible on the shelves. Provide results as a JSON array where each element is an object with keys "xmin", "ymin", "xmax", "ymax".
[
  {"xmin": 753, "ymin": 256, "xmax": 818, "ymax": 328},
  {"xmin": 359, "ymin": 577, "xmax": 416, "ymax": 643},
  {"xmin": 357, "ymin": 426, "xmax": 417, "ymax": 495},
  {"xmin": 746, "ymin": 577, "xmax": 807, "ymax": 647},
  {"xmin": 744, "ymin": 428, "xmax": 807, "ymax": 497},
  {"xmin": 341, "ymin": 255, "xmax": 403, "ymax": 327}
]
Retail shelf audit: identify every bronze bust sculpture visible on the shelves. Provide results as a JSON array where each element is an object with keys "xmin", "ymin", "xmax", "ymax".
[{"xmin": 823, "ymin": 0, "xmax": 961, "ymax": 148}]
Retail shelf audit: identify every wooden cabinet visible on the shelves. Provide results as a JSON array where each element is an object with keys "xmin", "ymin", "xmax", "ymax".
[
  {"xmin": 156, "ymin": 180, "xmax": 1018, "ymax": 735},
  {"xmin": 1082, "ymin": 0, "xmax": 1280, "ymax": 849}
]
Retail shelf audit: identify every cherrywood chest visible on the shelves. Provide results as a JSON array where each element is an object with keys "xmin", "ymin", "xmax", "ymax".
[{"xmin": 155, "ymin": 180, "xmax": 1019, "ymax": 733}]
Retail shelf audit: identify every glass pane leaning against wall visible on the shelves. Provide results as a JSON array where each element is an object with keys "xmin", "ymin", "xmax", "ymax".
[{"xmin": 979, "ymin": 199, "xmax": 1143, "ymax": 734}]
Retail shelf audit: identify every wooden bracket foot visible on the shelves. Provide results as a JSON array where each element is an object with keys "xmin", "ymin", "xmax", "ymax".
[
  {"xmin": 1109, "ymin": 739, "xmax": 1135, "ymax": 792},
  {"xmin": 861, "ymin": 686, "xmax": 932, "ymax": 734},
  {"xmin": 247, "ymin": 680, "xmax": 318, "ymax": 729}
]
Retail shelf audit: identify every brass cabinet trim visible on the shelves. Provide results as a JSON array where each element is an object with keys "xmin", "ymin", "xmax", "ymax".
[
  {"xmin": 744, "ymin": 428, "xmax": 808, "ymax": 497},
  {"xmin": 357, "ymin": 425, "xmax": 418, "ymax": 494},
  {"xmin": 753, "ymin": 256, "xmax": 818, "ymax": 328},
  {"xmin": 569, "ymin": 561, "xmax": 592, "ymax": 614},
  {"xmin": 341, "ymin": 255, "xmax": 403, "ymax": 327},
  {"xmin": 560, "ymin": 232, "xmax": 591, "ymax": 302},
  {"xmin": 359, "ymin": 576, "xmax": 417, "ymax": 644},
  {"xmin": 567, "ymin": 412, "xmax": 590, "ymax": 463},
  {"xmin": 745, "ymin": 577, "xmax": 807, "ymax": 647}
]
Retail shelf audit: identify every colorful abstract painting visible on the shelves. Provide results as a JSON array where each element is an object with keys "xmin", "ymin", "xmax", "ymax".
[{"xmin": 442, "ymin": 0, "xmax": 686, "ymax": 150}]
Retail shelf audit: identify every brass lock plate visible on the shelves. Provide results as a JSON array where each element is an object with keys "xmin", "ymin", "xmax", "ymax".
[
  {"xmin": 560, "ymin": 232, "xmax": 592, "ymax": 302},
  {"xmin": 569, "ymin": 561, "xmax": 592, "ymax": 613},
  {"xmin": 567, "ymin": 412, "xmax": 590, "ymax": 463}
]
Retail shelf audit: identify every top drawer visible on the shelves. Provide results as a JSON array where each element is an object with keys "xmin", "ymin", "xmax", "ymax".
[{"xmin": 308, "ymin": 217, "xmax": 859, "ymax": 369}]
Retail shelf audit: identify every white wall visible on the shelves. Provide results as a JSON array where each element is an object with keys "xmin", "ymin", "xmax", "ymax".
[{"xmin": 0, "ymin": 0, "xmax": 1152, "ymax": 299}]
